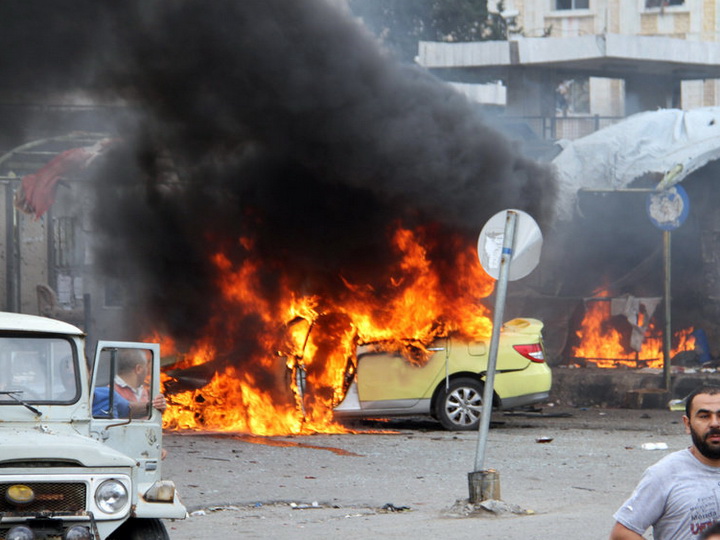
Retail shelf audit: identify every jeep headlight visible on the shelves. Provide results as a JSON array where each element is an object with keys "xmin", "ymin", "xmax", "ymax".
[{"xmin": 94, "ymin": 479, "xmax": 128, "ymax": 514}]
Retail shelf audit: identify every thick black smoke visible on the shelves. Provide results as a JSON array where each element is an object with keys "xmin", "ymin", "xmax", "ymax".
[{"xmin": 1, "ymin": 0, "xmax": 557, "ymax": 344}]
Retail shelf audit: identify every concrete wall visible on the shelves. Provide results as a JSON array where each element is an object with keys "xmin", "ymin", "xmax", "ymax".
[
  {"xmin": 514, "ymin": 0, "xmax": 720, "ymax": 113},
  {"xmin": 517, "ymin": 0, "xmax": 707, "ymax": 39},
  {"xmin": 17, "ymin": 214, "xmax": 47, "ymax": 314},
  {"xmin": 449, "ymin": 82, "xmax": 507, "ymax": 107},
  {"xmin": 551, "ymin": 368, "xmax": 720, "ymax": 408}
]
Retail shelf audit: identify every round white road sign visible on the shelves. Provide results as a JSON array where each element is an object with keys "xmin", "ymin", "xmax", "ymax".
[
  {"xmin": 646, "ymin": 185, "xmax": 689, "ymax": 231},
  {"xmin": 477, "ymin": 209, "xmax": 543, "ymax": 281}
]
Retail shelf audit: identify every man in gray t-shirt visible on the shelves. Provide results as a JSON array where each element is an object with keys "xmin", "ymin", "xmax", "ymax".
[{"xmin": 610, "ymin": 386, "xmax": 720, "ymax": 540}]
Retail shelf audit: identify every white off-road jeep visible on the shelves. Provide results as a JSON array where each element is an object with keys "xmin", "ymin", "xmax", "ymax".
[{"xmin": 0, "ymin": 312, "xmax": 185, "ymax": 540}]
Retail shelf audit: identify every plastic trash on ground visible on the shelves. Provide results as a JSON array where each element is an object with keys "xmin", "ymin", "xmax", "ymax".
[{"xmin": 641, "ymin": 442, "xmax": 669, "ymax": 450}]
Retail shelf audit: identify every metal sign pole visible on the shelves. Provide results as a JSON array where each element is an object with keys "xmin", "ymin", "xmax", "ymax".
[
  {"xmin": 469, "ymin": 210, "xmax": 517, "ymax": 502},
  {"xmin": 663, "ymin": 230, "xmax": 672, "ymax": 391}
]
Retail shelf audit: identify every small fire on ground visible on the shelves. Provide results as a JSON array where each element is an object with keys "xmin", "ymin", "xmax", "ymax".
[{"xmin": 158, "ymin": 225, "xmax": 495, "ymax": 436}]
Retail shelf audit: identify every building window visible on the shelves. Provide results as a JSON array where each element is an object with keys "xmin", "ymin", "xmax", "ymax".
[
  {"xmin": 555, "ymin": 78, "xmax": 590, "ymax": 115},
  {"xmin": 645, "ymin": 0, "xmax": 684, "ymax": 6},
  {"xmin": 556, "ymin": 0, "xmax": 589, "ymax": 9}
]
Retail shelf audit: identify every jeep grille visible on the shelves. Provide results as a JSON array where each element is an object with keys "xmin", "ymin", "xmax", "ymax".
[{"xmin": 0, "ymin": 482, "xmax": 86, "ymax": 513}]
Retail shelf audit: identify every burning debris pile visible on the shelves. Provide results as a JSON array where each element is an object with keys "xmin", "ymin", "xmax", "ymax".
[
  {"xmin": 1, "ymin": 0, "xmax": 557, "ymax": 435},
  {"xmin": 565, "ymin": 290, "xmax": 697, "ymax": 369}
]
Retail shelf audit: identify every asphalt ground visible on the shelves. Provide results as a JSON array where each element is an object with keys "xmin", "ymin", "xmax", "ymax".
[{"xmin": 160, "ymin": 406, "xmax": 686, "ymax": 539}]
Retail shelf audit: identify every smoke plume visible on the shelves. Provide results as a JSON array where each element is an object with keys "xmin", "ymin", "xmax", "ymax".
[{"xmin": 1, "ymin": 0, "xmax": 557, "ymax": 345}]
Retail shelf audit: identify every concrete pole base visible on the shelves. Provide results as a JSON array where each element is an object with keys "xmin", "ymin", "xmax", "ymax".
[{"xmin": 468, "ymin": 469, "xmax": 501, "ymax": 504}]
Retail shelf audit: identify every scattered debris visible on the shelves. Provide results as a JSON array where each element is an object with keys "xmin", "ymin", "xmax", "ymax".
[
  {"xmin": 290, "ymin": 501, "xmax": 321, "ymax": 509},
  {"xmin": 443, "ymin": 499, "xmax": 534, "ymax": 519},
  {"xmin": 379, "ymin": 503, "xmax": 411, "ymax": 513},
  {"xmin": 189, "ymin": 505, "xmax": 243, "ymax": 516},
  {"xmin": 480, "ymin": 500, "xmax": 534, "ymax": 516},
  {"xmin": 207, "ymin": 505, "xmax": 240, "ymax": 512}
]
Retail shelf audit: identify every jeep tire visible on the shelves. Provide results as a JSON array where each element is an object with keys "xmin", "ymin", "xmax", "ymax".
[{"xmin": 108, "ymin": 518, "xmax": 170, "ymax": 540}]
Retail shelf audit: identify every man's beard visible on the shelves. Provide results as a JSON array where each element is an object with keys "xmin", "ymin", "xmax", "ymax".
[{"xmin": 690, "ymin": 425, "xmax": 720, "ymax": 460}]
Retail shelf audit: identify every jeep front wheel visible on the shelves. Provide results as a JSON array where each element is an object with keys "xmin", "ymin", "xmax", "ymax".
[
  {"xmin": 108, "ymin": 518, "xmax": 170, "ymax": 540},
  {"xmin": 435, "ymin": 377, "xmax": 484, "ymax": 431}
]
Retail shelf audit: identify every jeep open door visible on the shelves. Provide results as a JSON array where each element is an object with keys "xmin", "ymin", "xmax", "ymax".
[{"xmin": 90, "ymin": 342, "xmax": 165, "ymax": 488}]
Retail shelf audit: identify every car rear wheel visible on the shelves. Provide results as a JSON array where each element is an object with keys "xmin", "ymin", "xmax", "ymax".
[
  {"xmin": 108, "ymin": 518, "xmax": 170, "ymax": 540},
  {"xmin": 435, "ymin": 377, "xmax": 484, "ymax": 431}
]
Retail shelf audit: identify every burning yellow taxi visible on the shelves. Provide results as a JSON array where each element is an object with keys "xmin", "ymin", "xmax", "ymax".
[{"xmin": 333, "ymin": 318, "xmax": 552, "ymax": 430}]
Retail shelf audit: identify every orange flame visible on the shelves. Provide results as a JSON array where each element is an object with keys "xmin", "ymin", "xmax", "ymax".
[
  {"xmin": 571, "ymin": 292, "xmax": 695, "ymax": 368},
  {"xmin": 160, "ymin": 224, "xmax": 494, "ymax": 435}
]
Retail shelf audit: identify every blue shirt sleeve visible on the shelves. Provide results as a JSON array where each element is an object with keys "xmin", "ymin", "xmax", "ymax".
[{"xmin": 92, "ymin": 386, "xmax": 131, "ymax": 418}]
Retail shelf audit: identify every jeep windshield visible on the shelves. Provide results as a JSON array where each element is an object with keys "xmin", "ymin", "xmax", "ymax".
[{"xmin": 0, "ymin": 335, "xmax": 79, "ymax": 404}]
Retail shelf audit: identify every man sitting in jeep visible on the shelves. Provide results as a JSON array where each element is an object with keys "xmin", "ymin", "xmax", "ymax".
[{"xmin": 92, "ymin": 349, "xmax": 166, "ymax": 418}]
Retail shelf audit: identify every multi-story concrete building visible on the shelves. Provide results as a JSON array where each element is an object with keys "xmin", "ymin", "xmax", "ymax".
[{"xmin": 418, "ymin": 0, "xmax": 720, "ymax": 138}]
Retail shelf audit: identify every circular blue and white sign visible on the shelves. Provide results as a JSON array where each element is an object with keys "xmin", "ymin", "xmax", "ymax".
[{"xmin": 647, "ymin": 185, "xmax": 689, "ymax": 231}]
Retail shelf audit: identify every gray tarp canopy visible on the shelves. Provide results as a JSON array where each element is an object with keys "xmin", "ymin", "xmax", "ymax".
[{"xmin": 551, "ymin": 107, "xmax": 720, "ymax": 221}]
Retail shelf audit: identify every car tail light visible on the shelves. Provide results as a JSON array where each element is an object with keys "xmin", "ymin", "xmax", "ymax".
[{"xmin": 513, "ymin": 343, "xmax": 545, "ymax": 363}]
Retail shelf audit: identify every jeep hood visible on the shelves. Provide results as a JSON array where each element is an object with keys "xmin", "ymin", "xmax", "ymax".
[{"xmin": 0, "ymin": 428, "xmax": 136, "ymax": 467}]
